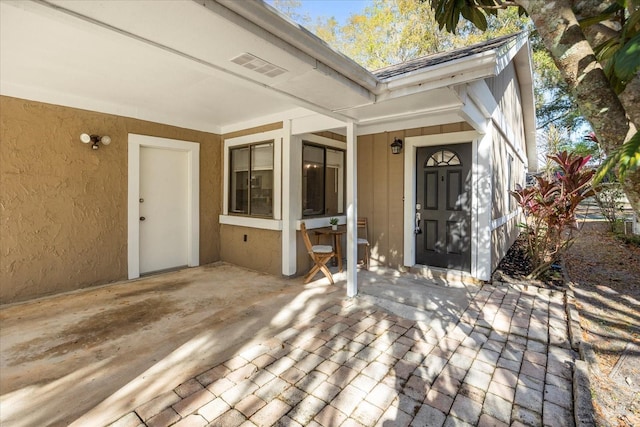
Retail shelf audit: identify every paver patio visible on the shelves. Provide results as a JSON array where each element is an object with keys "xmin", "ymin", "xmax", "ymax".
[{"xmin": 105, "ymin": 275, "xmax": 576, "ymax": 427}]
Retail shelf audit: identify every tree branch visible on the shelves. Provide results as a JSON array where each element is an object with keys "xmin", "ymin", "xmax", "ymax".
[
  {"xmin": 583, "ymin": 22, "xmax": 620, "ymax": 46},
  {"xmin": 536, "ymin": 111, "xmax": 574, "ymax": 130},
  {"xmin": 572, "ymin": 0, "xmax": 617, "ymax": 18},
  {"xmin": 474, "ymin": 2, "xmax": 519, "ymax": 10}
]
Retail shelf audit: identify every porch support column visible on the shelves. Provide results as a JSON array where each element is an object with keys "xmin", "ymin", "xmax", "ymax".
[
  {"xmin": 282, "ymin": 119, "xmax": 298, "ymax": 276},
  {"xmin": 475, "ymin": 124, "xmax": 492, "ymax": 281},
  {"xmin": 346, "ymin": 121, "xmax": 358, "ymax": 297}
]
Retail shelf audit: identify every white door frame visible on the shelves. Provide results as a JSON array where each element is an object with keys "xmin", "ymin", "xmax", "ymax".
[
  {"xmin": 128, "ymin": 134, "xmax": 200, "ymax": 279},
  {"xmin": 403, "ymin": 130, "xmax": 491, "ymax": 280}
]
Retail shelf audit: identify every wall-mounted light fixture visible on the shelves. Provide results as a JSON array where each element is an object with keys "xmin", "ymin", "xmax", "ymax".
[
  {"xmin": 390, "ymin": 137, "xmax": 403, "ymax": 155},
  {"xmin": 80, "ymin": 133, "xmax": 111, "ymax": 150}
]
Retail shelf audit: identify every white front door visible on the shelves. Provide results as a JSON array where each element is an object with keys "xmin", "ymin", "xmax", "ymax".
[
  {"xmin": 128, "ymin": 134, "xmax": 199, "ymax": 279},
  {"xmin": 139, "ymin": 146, "xmax": 189, "ymax": 274}
]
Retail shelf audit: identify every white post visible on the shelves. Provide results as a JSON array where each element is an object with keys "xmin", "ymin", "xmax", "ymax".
[
  {"xmin": 281, "ymin": 120, "xmax": 298, "ymax": 276},
  {"xmin": 346, "ymin": 121, "xmax": 358, "ymax": 297},
  {"xmin": 475, "ymin": 125, "xmax": 492, "ymax": 281}
]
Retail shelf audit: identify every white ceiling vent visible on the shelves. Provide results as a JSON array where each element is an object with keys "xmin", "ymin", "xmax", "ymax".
[{"xmin": 230, "ymin": 53, "xmax": 287, "ymax": 78}]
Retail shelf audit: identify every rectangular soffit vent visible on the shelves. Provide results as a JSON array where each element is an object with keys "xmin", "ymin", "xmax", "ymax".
[{"xmin": 230, "ymin": 53, "xmax": 287, "ymax": 78}]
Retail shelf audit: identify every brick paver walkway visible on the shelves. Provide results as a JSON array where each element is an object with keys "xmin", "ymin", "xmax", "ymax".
[{"xmin": 109, "ymin": 283, "xmax": 576, "ymax": 427}]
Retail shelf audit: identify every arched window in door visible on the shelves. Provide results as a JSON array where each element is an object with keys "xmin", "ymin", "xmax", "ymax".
[{"xmin": 425, "ymin": 149, "xmax": 461, "ymax": 167}]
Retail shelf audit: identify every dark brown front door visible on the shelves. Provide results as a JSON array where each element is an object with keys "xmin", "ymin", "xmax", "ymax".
[{"xmin": 416, "ymin": 143, "xmax": 472, "ymax": 271}]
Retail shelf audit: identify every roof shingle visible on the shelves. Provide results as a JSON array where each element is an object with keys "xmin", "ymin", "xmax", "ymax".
[{"xmin": 374, "ymin": 33, "xmax": 522, "ymax": 80}]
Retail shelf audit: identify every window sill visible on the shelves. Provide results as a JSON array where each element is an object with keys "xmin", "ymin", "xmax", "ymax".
[
  {"xmin": 297, "ymin": 216, "xmax": 345, "ymax": 230},
  {"xmin": 219, "ymin": 215, "xmax": 282, "ymax": 230}
]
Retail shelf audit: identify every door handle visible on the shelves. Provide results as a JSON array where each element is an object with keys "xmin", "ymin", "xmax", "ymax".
[
  {"xmin": 140, "ymin": 216, "xmax": 146, "ymax": 221},
  {"xmin": 415, "ymin": 212, "xmax": 422, "ymax": 234}
]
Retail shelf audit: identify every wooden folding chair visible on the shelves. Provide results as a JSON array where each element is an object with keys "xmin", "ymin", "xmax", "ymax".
[
  {"xmin": 300, "ymin": 222, "xmax": 335, "ymax": 284},
  {"xmin": 357, "ymin": 217, "xmax": 370, "ymax": 270}
]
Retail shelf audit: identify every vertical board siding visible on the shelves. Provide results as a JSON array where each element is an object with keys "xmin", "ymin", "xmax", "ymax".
[
  {"xmin": 372, "ymin": 133, "xmax": 390, "ymax": 267},
  {"xmin": 487, "ymin": 62, "xmax": 529, "ymax": 271},
  {"xmin": 356, "ymin": 123, "xmax": 472, "ymax": 269}
]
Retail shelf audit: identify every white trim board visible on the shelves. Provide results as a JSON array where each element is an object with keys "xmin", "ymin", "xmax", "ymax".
[
  {"xmin": 491, "ymin": 210, "xmax": 519, "ymax": 230},
  {"xmin": 127, "ymin": 134, "xmax": 200, "ymax": 279},
  {"xmin": 219, "ymin": 215, "xmax": 282, "ymax": 230}
]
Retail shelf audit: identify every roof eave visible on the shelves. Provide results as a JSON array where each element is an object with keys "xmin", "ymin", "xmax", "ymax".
[
  {"xmin": 214, "ymin": 0, "xmax": 379, "ymax": 93},
  {"xmin": 511, "ymin": 39, "xmax": 538, "ymax": 171},
  {"xmin": 375, "ymin": 50, "xmax": 497, "ymax": 99}
]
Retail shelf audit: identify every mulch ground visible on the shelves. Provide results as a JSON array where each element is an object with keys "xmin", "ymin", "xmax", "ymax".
[
  {"xmin": 564, "ymin": 221, "xmax": 640, "ymax": 427},
  {"xmin": 495, "ymin": 220, "xmax": 640, "ymax": 427}
]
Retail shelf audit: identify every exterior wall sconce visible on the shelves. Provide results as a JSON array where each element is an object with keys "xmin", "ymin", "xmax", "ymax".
[
  {"xmin": 390, "ymin": 137, "xmax": 403, "ymax": 155},
  {"xmin": 80, "ymin": 133, "xmax": 111, "ymax": 150}
]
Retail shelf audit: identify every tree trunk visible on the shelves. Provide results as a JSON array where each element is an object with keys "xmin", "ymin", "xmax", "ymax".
[
  {"xmin": 518, "ymin": 0, "xmax": 640, "ymax": 214},
  {"xmin": 620, "ymin": 74, "xmax": 640, "ymax": 129}
]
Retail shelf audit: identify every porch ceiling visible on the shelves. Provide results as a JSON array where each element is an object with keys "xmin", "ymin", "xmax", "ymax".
[
  {"xmin": 0, "ymin": 0, "xmax": 483, "ymax": 136},
  {"xmin": 0, "ymin": 0, "xmax": 374, "ymax": 134}
]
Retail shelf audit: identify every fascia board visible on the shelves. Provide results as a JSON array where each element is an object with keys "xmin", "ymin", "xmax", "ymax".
[
  {"xmin": 512, "ymin": 41, "xmax": 538, "ymax": 171},
  {"xmin": 375, "ymin": 65, "xmax": 494, "ymax": 104},
  {"xmin": 291, "ymin": 115, "xmax": 349, "ymax": 135},
  {"xmin": 494, "ymin": 33, "xmax": 529, "ymax": 76},
  {"xmin": 356, "ymin": 108, "xmax": 462, "ymax": 136},
  {"xmin": 219, "ymin": 108, "xmax": 307, "ymax": 135},
  {"xmin": 356, "ymin": 103, "xmax": 462, "ymax": 126},
  {"xmin": 378, "ymin": 51, "xmax": 496, "ymax": 93}
]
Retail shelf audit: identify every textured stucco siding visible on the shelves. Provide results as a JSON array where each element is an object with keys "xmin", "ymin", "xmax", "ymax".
[
  {"xmin": 220, "ymin": 225, "xmax": 281, "ymax": 276},
  {"xmin": 0, "ymin": 96, "xmax": 222, "ymax": 304}
]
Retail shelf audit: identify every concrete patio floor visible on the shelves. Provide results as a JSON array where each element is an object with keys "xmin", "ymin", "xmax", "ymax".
[{"xmin": 0, "ymin": 263, "xmax": 577, "ymax": 427}]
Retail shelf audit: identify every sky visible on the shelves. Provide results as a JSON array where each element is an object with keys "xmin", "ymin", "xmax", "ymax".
[
  {"xmin": 266, "ymin": 0, "xmax": 371, "ymax": 26},
  {"xmin": 298, "ymin": 0, "xmax": 369, "ymax": 24}
]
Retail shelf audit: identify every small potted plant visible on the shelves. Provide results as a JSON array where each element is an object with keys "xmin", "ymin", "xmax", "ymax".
[{"xmin": 329, "ymin": 217, "xmax": 339, "ymax": 230}]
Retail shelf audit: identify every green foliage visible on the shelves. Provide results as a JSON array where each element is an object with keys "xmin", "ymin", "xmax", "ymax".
[
  {"xmin": 615, "ymin": 231, "xmax": 640, "ymax": 246},
  {"xmin": 299, "ymin": 0, "xmax": 530, "ymax": 70},
  {"xmin": 511, "ymin": 151, "xmax": 595, "ymax": 279},
  {"xmin": 532, "ymin": 34, "xmax": 587, "ymax": 132},
  {"xmin": 614, "ymin": 33, "xmax": 640, "ymax": 81},
  {"xmin": 312, "ymin": 0, "xmax": 447, "ymax": 70},
  {"xmin": 588, "ymin": 3, "xmax": 640, "ymax": 93},
  {"xmin": 427, "ymin": 0, "xmax": 527, "ymax": 34},
  {"xmin": 593, "ymin": 131, "xmax": 640, "ymax": 184},
  {"xmin": 425, "ymin": 1, "xmax": 586, "ymax": 134},
  {"xmin": 594, "ymin": 182, "xmax": 627, "ymax": 230},
  {"xmin": 270, "ymin": 0, "xmax": 310, "ymax": 25}
]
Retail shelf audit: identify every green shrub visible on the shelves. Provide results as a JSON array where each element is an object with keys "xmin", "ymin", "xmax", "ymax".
[{"xmin": 511, "ymin": 151, "xmax": 595, "ymax": 279}]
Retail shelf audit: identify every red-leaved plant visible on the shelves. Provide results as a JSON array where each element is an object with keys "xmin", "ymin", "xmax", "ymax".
[{"xmin": 511, "ymin": 151, "xmax": 596, "ymax": 279}]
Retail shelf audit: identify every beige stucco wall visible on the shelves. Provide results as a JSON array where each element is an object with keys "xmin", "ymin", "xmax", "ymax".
[
  {"xmin": 219, "ymin": 225, "xmax": 281, "ymax": 276},
  {"xmin": 357, "ymin": 123, "xmax": 473, "ymax": 270},
  {"xmin": 0, "ymin": 96, "xmax": 221, "ymax": 304}
]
